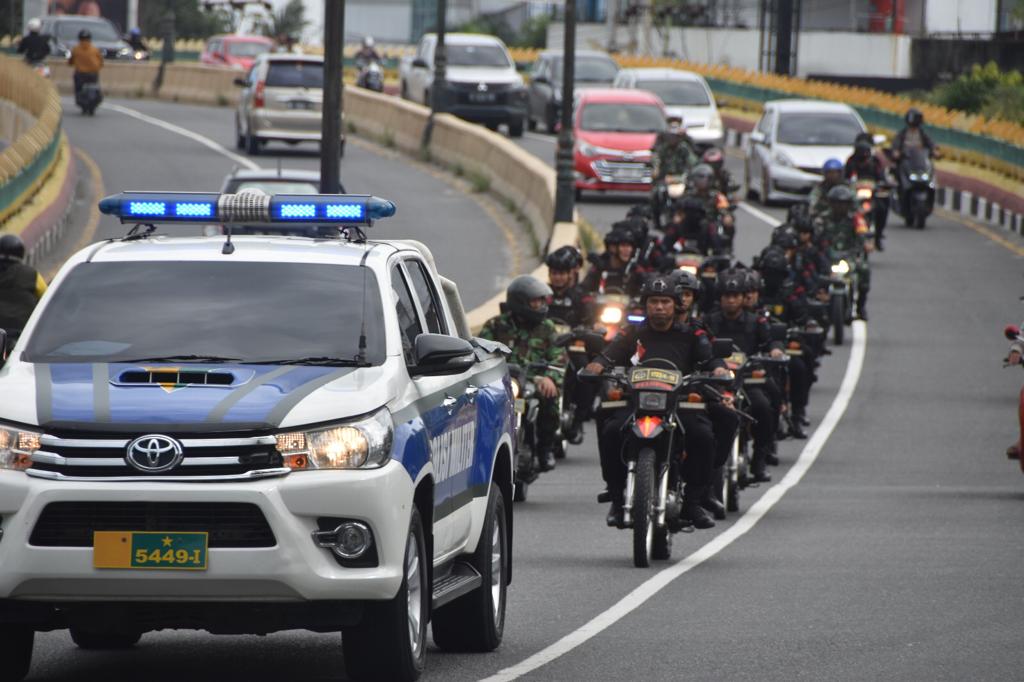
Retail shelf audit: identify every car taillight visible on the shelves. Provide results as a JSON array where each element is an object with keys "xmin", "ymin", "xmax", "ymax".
[{"xmin": 253, "ymin": 81, "xmax": 265, "ymax": 108}]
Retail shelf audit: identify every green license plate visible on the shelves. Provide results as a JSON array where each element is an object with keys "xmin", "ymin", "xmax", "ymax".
[{"xmin": 93, "ymin": 531, "xmax": 208, "ymax": 570}]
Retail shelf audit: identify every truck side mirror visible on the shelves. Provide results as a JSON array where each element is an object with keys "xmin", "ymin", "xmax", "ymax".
[
  {"xmin": 412, "ymin": 57, "xmax": 428, "ymax": 69},
  {"xmin": 409, "ymin": 333, "xmax": 476, "ymax": 377}
]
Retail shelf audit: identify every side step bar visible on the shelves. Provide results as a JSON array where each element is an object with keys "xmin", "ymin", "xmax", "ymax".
[{"xmin": 431, "ymin": 561, "xmax": 482, "ymax": 609}]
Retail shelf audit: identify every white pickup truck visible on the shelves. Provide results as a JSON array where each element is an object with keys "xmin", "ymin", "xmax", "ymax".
[
  {"xmin": 400, "ymin": 32, "xmax": 529, "ymax": 137},
  {"xmin": 0, "ymin": 190, "xmax": 515, "ymax": 682}
]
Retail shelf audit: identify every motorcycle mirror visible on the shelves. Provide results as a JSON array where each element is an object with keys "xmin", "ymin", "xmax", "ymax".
[
  {"xmin": 712, "ymin": 338, "xmax": 733, "ymax": 359},
  {"xmin": 1005, "ymin": 325, "xmax": 1021, "ymax": 341}
]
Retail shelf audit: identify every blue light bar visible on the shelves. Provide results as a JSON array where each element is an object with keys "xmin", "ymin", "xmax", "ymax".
[
  {"xmin": 99, "ymin": 191, "xmax": 396, "ymax": 227},
  {"xmin": 627, "ymin": 315, "xmax": 646, "ymax": 324}
]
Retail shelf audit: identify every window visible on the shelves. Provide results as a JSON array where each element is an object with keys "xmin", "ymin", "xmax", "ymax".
[
  {"xmin": 776, "ymin": 112, "xmax": 863, "ymax": 146},
  {"xmin": 637, "ymin": 79, "xmax": 711, "ymax": 106},
  {"xmin": 756, "ymin": 110, "xmax": 774, "ymax": 136},
  {"xmin": 391, "ymin": 264, "xmax": 422, "ymax": 362},
  {"xmin": 579, "ymin": 103, "xmax": 666, "ymax": 133},
  {"xmin": 265, "ymin": 61, "xmax": 324, "ymax": 89},
  {"xmin": 404, "ymin": 260, "xmax": 447, "ymax": 335}
]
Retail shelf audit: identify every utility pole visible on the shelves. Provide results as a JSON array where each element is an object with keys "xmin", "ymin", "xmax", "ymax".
[
  {"xmin": 605, "ymin": 0, "xmax": 618, "ymax": 52},
  {"xmin": 553, "ymin": 0, "xmax": 576, "ymax": 224},
  {"xmin": 422, "ymin": 0, "xmax": 447, "ymax": 148},
  {"xmin": 320, "ymin": 0, "xmax": 344, "ymax": 193},
  {"xmin": 774, "ymin": 0, "xmax": 793, "ymax": 75}
]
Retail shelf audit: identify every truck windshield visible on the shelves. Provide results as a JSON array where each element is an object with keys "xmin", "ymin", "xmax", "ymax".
[
  {"xmin": 446, "ymin": 44, "xmax": 511, "ymax": 68},
  {"xmin": 24, "ymin": 261, "xmax": 386, "ymax": 365}
]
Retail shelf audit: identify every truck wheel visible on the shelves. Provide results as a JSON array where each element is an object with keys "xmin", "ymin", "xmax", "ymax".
[
  {"xmin": 69, "ymin": 628, "xmax": 141, "ymax": 649},
  {"xmin": 432, "ymin": 486, "xmax": 508, "ymax": 652},
  {"xmin": 508, "ymin": 118, "xmax": 524, "ymax": 138},
  {"xmin": 343, "ymin": 510, "xmax": 428, "ymax": 682},
  {"xmin": 0, "ymin": 626, "xmax": 32, "ymax": 681}
]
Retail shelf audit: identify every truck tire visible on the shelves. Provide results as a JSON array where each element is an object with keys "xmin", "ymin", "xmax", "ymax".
[
  {"xmin": 343, "ymin": 510, "xmax": 428, "ymax": 682},
  {"xmin": 69, "ymin": 628, "xmax": 141, "ymax": 649},
  {"xmin": 0, "ymin": 626, "xmax": 32, "ymax": 681},
  {"xmin": 508, "ymin": 118, "xmax": 524, "ymax": 138},
  {"xmin": 432, "ymin": 486, "xmax": 508, "ymax": 652}
]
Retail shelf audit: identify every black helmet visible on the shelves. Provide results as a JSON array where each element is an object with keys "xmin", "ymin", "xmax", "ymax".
[
  {"xmin": 758, "ymin": 245, "xmax": 789, "ymax": 274},
  {"xmin": 773, "ymin": 229, "xmax": 798, "ymax": 250},
  {"xmin": 826, "ymin": 184, "xmax": 855, "ymax": 204},
  {"xmin": 612, "ymin": 217, "xmax": 647, "ymax": 246},
  {"xmin": 744, "ymin": 269, "xmax": 763, "ymax": 293},
  {"xmin": 640, "ymin": 275, "xmax": 680, "ymax": 304},
  {"xmin": 905, "ymin": 108, "xmax": 923, "ymax": 126},
  {"xmin": 604, "ymin": 227, "xmax": 632, "ymax": 247},
  {"xmin": 78, "ymin": 29, "xmax": 91, "ymax": 40},
  {"xmin": 506, "ymin": 275, "xmax": 552, "ymax": 325},
  {"xmin": 0, "ymin": 234, "xmax": 25, "ymax": 260},
  {"xmin": 545, "ymin": 245, "xmax": 582, "ymax": 271},
  {"xmin": 673, "ymin": 270, "xmax": 701, "ymax": 294},
  {"xmin": 854, "ymin": 139, "xmax": 872, "ymax": 156},
  {"xmin": 717, "ymin": 271, "xmax": 746, "ymax": 296},
  {"xmin": 690, "ymin": 163, "xmax": 714, "ymax": 188}
]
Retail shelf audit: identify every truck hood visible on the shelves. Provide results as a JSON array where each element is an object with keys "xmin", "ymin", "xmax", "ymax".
[{"xmin": 0, "ymin": 361, "xmax": 395, "ymax": 433}]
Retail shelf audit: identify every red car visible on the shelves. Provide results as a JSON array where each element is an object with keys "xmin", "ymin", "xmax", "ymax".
[
  {"xmin": 200, "ymin": 35, "xmax": 274, "ymax": 71},
  {"xmin": 574, "ymin": 88, "xmax": 666, "ymax": 199}
]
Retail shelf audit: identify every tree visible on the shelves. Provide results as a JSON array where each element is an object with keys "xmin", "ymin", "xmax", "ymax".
[
  {"xmin": 259, "ymin": 0, "xmax": 307, "ymax": 40},
  {"xmin": 139, "ymin": 0, "xmax": 233, "ymax": 39}
]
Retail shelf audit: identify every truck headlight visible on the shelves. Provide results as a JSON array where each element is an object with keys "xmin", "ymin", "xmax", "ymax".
[
  {"xmin": 831, "ymin": 260, "xmax": 851, "ymax": 275},
  {"xmin": 0, "ymin": 425, "xmax": 41, "ymax": 471},
  {"xmin": 275, "ymin": 408, "xmax": 393, "ymax": 470}
]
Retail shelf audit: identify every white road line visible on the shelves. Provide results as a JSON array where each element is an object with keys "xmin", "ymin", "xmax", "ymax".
[
  {"xmin": 523, "ymin": 131, "xmax": 557, "ymax": 144},
  {"xmin": 482, "ymin": 320, "xmax": 868, "ymax": 682},
  {"xmin": 738, "ymin": 200, "xmax": 783, "ymax": 228},
  {"xmin": 104, "ymin": 103, "xmax": 259, "ymax": 171}
]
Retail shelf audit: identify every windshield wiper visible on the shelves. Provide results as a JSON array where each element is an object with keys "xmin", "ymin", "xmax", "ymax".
[
  {"xmin": 119, "ymin": 354, "xmax": 243, "ymax": 364},
  {"xmin": 253, "ymin": 356, "xmax": 372, "ymax": 367}
]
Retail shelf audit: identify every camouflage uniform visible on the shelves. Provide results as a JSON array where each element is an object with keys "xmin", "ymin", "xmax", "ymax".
[
  {"xmin": 807, "ymin": 180, "xmax": 849, "ymax": 222},
  {"xmin": 651, "ymin": 132, "xmax": 699, "ymax": 180},
  {"xmin": 817, "ymin": 211, "xmax": 871, "ymax": 294},
  {"xmin": 479, "ymin": 312, "xmax": 566, "ymax": 448}
]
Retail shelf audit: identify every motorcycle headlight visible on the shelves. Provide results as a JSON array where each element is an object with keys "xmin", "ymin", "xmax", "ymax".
[
  {"xmin": 117, "ymin": 46, "xmax": 132, "ymax": 57},
  {"xmin": 601, "ymin": 306, "xmax": 623, "ymax": 325},
  {"xmin": 275, "ymin": 408, "xmax": 393, "ymax": 470},
  {"xmin": 920, "ymin": 173, "xmax": 930, "ymax": 181},
  {"xmin": 831, "ymin": 260, "xmax": 851, "ymax": 275},
  {"xmin": 638, "ymin": 391, "xmax": 668, "ymax": 411},
  {"xmin": 908, "ymin": 173, "xmax": 921, "ymax": 182},
  {"xmin": 856, "ymin": 188, "xmax": 872, "ymax": 200},
  {"xmin": 0, "ymin": 424, "xmax": 41, "ymax": 471}
]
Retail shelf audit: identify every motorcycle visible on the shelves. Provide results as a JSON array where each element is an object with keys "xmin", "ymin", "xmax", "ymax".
[
  {"xmin": 1004, "ymin": 323, "xmax": 1024, "ymax": 474},
  {"xmin": 553, "ymin": 323, "xmax": 606, "ymax": 451},
  {"xmin": 652, "ymin": 173, "xmax": 687, "ymax": 229},
  {"xmin": 75, "ymin": 79, "xmax": 102, "ymax": 116},
  {"xmin": 594, "ymin": 289, "xmax": 635, "ymax": 342},
  {"xmin": 827, "ymin": 248, "xmax": 860, "ymax": 346},
  {"xmin": 582, "ymin": 354, "xmax": 732, "ymax": 568},
  {"xmin": 28, "ymin": 60, "xmax": 50, "ymax": 78},
  {"xmin": 508, "ymin": 362, "xmax": 564, "ymax": 501},
  {"xmin": 356, "ymin": 58, "xmax": 384, "ymax": 92},
  {"xmin": 853, "ymin": 178, "xmax": 891, "ymax": 235},
  {"xmin": 893, "ymin": 147, "xmax": 936, "ymax": 230}
]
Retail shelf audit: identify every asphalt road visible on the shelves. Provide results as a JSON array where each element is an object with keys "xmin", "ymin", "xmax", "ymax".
[{"xmin": 23, "ymin": 104, "xmax": 1024, "ymax": 681}]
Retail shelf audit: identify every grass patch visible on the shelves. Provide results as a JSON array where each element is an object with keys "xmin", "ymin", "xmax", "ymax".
[
  {"xmin": 468, "ymin": 170, "xmax": 490, "ymax": 193},
  {"xmin": 381, "ymin": 130, "xmax": 396, "ymax": 148},
  {"xmin": 347, "ymin": 120, "xmax": 358, "ymax": 134},
  {"xmin": 216, "ymin": 93, "xmax": 229, "ymax": 107},
  {"xmin": 453, "ymin": 163, "xmax": 465, "ymax": 177},
  {"xmin": 418, "ymin": 146, "xmax": 432, "ymax": 163}
]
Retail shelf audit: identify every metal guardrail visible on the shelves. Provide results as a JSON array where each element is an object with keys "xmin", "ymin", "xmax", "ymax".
[{"xmin": 0, "ymin": 56, "xmax": 63, "ymax": 224}]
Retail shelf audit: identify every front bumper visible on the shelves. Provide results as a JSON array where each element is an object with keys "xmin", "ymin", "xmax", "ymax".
[
  {"xmin": 447, "ymin": 103, "xmax": 527, "ymax": 125},
  {"xmin": 575, "ymin": 155, "xmax": 653, "ymax": 192},
  {"xmin": 768, "ymin": 163, "xmax": 822, "ymax": 201},
  {"xmin": 250, "ymin": 110, "xmax": 345, "ymax": 144},
  {"xmin": 686, "ymin": 127, "xmax": 725, "ymax": 149},
  {"xmin": 0, "ymin": 461, "xmax": 414, "ymax": 604}
]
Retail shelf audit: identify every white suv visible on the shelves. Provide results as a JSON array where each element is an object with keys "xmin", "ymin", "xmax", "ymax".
[{"xmin": 0, "ymin": 190, "xmax": 515, "ymax": 682}]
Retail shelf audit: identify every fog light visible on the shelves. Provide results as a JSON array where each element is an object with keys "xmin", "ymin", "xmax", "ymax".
[{"xmin": 312, "ymin": 522, "xmax": 373, "ymax": 560}]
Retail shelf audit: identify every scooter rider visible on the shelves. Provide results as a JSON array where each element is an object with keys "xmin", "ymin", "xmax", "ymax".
[
  {"xmin": 68, "ymin": 29, "xmax": 103, "ymax": 100},
  {"xmin": 17, "ymin": 18, "xmax": 50, "ymax": 64},
  {"xmin": 127, "ymin": 27, "xmax": 148, "ymax": 53},
  {"xmin": 818, "ymin": 184, "xmax": 873, "ymax": 321},
  {"xmin": 581, "ymin": 228, "xmax": 643, "ymax": 296},
  {"xmin": 705, "ymin": 272, "xmax": 785, "ymax": 482},
  {"xmin": 892, "ymin": 108, "xmax": 937, "ymax": 160},
  {"xmin": 481, "ymin": 276, "xmax": 566, "ymax": 472},
  {"xmin": 0, "ymin": 234, "xmax": 47, "ymax": 343},
  {"xmin": 808, "ymin": 158, "xmax": 848, "ymax": 222},
  {"xmin": 701, "ymin": 147, "xmax": 739, "ymax": 199},
  {"xmin": 355, "ymin": 35, "xmax": 381, "ymax": 65},
  {"xmin": 845, "ymin": 132, "xmax": 889, "ymax": 250},
  {"xmin": 585, "ymin": 276, "xmax": 718, "ymax": 530}
]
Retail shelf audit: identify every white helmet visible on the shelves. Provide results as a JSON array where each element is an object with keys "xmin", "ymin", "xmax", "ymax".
[
  {"xmin": 363, "ymin": 36, "xmax": 374, "ymax": 48},
  {"xmin": 27, "ymin": 17, "xmax": 42, "ymax": 33}
]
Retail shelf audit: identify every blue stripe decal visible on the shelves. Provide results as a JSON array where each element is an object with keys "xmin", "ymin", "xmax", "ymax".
[
  {"xmin": 49, "ymin": 363, "xmax": 97, "ymax": 423},
  {"xmin": 392, "ymin": 416, "xmax": 430, "ymax": 482}
]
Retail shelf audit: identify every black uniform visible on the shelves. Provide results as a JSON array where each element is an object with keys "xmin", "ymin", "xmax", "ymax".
[
  {"xmin": 547, "ymin": 285, "xmax": 594, "ymax": 328},
  {"xmin": 17, "ymin": 33, "xmax": 50, "ymax": 63},
  {"xmin": 595, "ymin": 321, "xmax": 716, "ymax": 501},
  {"xmin": 0, "ymin": 260, "xmax": 41, "ymax": 334},
  {"xmin": 705, "ymin": 310, "xmax": 782, "ymax": 474},
  {"xmin": 581, "ymin": 253, "xmax": 642, "ymax": 297}
]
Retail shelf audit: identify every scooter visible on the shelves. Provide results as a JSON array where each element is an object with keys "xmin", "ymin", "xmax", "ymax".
[
  {"xmin": 893, "ymin": 147, "xmax": 936, "ymax": 230},
  {"xmin": 75, "ymin": 79, "xmax": 102, "ymax": 116},
  {"xmin": 1004, "ymin": 323, "xmax": 1024, "ymax": 473},
  {"xmin": 356, "ymin": 59, "xmax": 384, "ymax": 92}
]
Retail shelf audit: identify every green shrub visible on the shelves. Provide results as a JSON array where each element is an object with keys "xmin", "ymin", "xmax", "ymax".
[{"xmin": 931, "ymin": 61, "xmax": 1024, "ymax": 122}]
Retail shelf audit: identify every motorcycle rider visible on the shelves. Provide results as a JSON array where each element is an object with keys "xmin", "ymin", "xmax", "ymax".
[
  {"xmin": 17, "ymin": 18, "xmax": 50, "ymax": 64},
  {"xmin": 355, "ymin": 36, "xmax": 382, "ymax": 66},
  {"xmin": 701, "ymin": 147, "xmax": 739, "ymax": 199},
  {"xmin": 0, "ymin": 234, "xmax": 48, "ymax": 343},
  {"xmin": 546, "ymin": 246, "xmax": 591, "ymax": 327},
  {"xmin": 651, "ymin": 115, "xmax": 698, "ymax": 181},
  {"xmin": 705, "ymin": 271, "xmax": 785, "ymax": 482},
  {"xmin": 126, "ymin": 27, "xmax": 148, "ymax": 53},
  {"xmin": 683, "ymin": 163, "xmax": 734, "ymax": 254},
  {"xmin": 845, "ymin": 132, "xmax": 888, "ymax": 250},
  {"xmin": 892, "ymin": 108, "xmax": 937, "ymax": 160},
  {"xmin": 480, "ymin": 276, "xmax": 566, "ymax": 472},
  {"xmin": 68, "ymin": 29, "xmax": 103, "ymax": 101},
  {"xmin": 817, "ymin": 184, "xmax": 872, "ymax": 321},
  {"xmin": 808, "ymin": 158, "xmax": 848, "ymax": 222},
  {"xmin": 581, "ymin": 227, "xmax": 642, "ymax": 296},
  {"xmin": 1008, "ymin": 331, "xmax": 1023, "ymax": 460},
  {"xmin": 585, "ymin": 275, "xmax": 718, "ymax": 529}
]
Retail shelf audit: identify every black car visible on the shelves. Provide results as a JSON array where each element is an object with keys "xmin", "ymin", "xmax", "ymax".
[
  {"xmin": 527, "ymin": 50, "xmax": 619, "ymax": 134},
  {"xmin": 41, "ymin": 15, "xmax": 145, "ymax": 61}
]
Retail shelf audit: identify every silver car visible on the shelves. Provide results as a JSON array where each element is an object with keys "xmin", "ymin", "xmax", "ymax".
[
  {"xmin": 216, "ymin": 167, "xmax": 346, "ymax": 236},
  {"xmin": 234, "ymin": 54, "xmax": 345, "ymax": 157},
  {"xmin": 612, "ymin": 67, "xmax": 724, "ymax": 149},
  {"xmin": 744, "ymin": 99, "xmax": 883, "ymax": 204}
]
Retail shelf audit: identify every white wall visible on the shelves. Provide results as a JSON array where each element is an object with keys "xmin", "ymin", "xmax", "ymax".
[
  {"xmin": 924, "ymin": 0, "xmax": 998, "ymax": 33},
  {"xmin": 343, "ymin": 3, "xmax": 413, "ymax": 44},
  {"xmin": 548, "ymin": 22, "xmax": 913, "ymax": 78}
]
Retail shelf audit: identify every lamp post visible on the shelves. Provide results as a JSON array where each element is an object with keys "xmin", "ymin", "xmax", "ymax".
[
  {"xmin": 320, "ymin": 0, "xmax": 344, "ymax": 193},
  {"xmin": 421, "ymin": 0, "xmax": 447, "ymax": 147},
  {"xmin": 553, "ymin": 0, "xmax": 576, "ymax": 224}
]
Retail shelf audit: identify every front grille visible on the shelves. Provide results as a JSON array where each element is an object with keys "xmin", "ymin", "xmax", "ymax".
[
  {"xmin": 591, "ymin": 160, "xmax": 652, "ymax": 184},
  {"xmin": 29, "ymin": 434, "xmax": 284, "ymax": 480},
  {"xmin": 29, "ymin": 501, "xmax": 276, "ymax": 547},
  {"xmin": 448, "ymin": 81, "xmax": 515, "ymax": 106}
]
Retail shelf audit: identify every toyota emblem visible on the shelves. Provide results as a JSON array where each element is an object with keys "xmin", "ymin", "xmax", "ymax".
[
  {"xmin": 477, "ymin": 82, "xmax": 488, "ymax": 92},
  {"xmin": 125, "ymin": 435, "xmax": 184, "ymax": 473}
]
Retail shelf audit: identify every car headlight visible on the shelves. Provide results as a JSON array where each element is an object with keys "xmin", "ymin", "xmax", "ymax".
[
  {"xmin": 601, "ymin": 306, "xmax": 623, "ymax": 325},
  {"xmin": 709, "ymin": 113, "xmax": 723, "ymax": 132},
  {"xmin": 831, "ymin": 260, "xmax": 851, "ymax": 275},
  {"xmin": 773, "ymin": 151, "xmax": 794, "ymax": 168},
  {"xmin": 118, "ymin": 47, "xmax": 132, "ymax": 57},
  {"xmin": 0, "ymin": 424, "xmax": 41, "ymax": 471},
  {"xmin": 578, "ymin": 141, "xmax": 598, "ymax": 157},
  {"xmin": 510, "ymin": 377, "xmax": 521, "ymax": 399},
  {"xmin": 275, "ymin": 408, "xmax": 393, "ymax": 470},
  {"xmin": 638, "ymin": 391, "xmax": 668, "ymax": 411}
]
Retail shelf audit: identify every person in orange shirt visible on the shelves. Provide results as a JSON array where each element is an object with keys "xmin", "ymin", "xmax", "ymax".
[{"xmin": 68, "ymin": 29, "xmax": 103, "ymax": 99}]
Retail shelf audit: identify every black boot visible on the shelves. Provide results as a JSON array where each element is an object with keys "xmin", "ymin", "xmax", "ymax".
[
  {"xmin": 537, "ymin": 447, "xmax": 556, "ymax": 472},
  {"xmin": 789, "ymin": 412, "xmax": 808, "ymax": 439},
  {"xmin": 765, "ymin": 441, "xmax": 780, "ymax": 466},
  {"xmin": 606, "ymin": 500, "xmax": 624, "ymax": 527},
  {"xmin": 750, "ymin": 448, "xmax": 772, "ymax": 483},
  {"xmin": 683, "ymin": 485, "xmax": 716, "ymax": 529},
  {"xmin": 700, "ymin": 470, "xmax": 727, "ymax": 520},
  {"xmin": 856, "ymin": 290, "xmax": 869, "ymax": 321}
]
